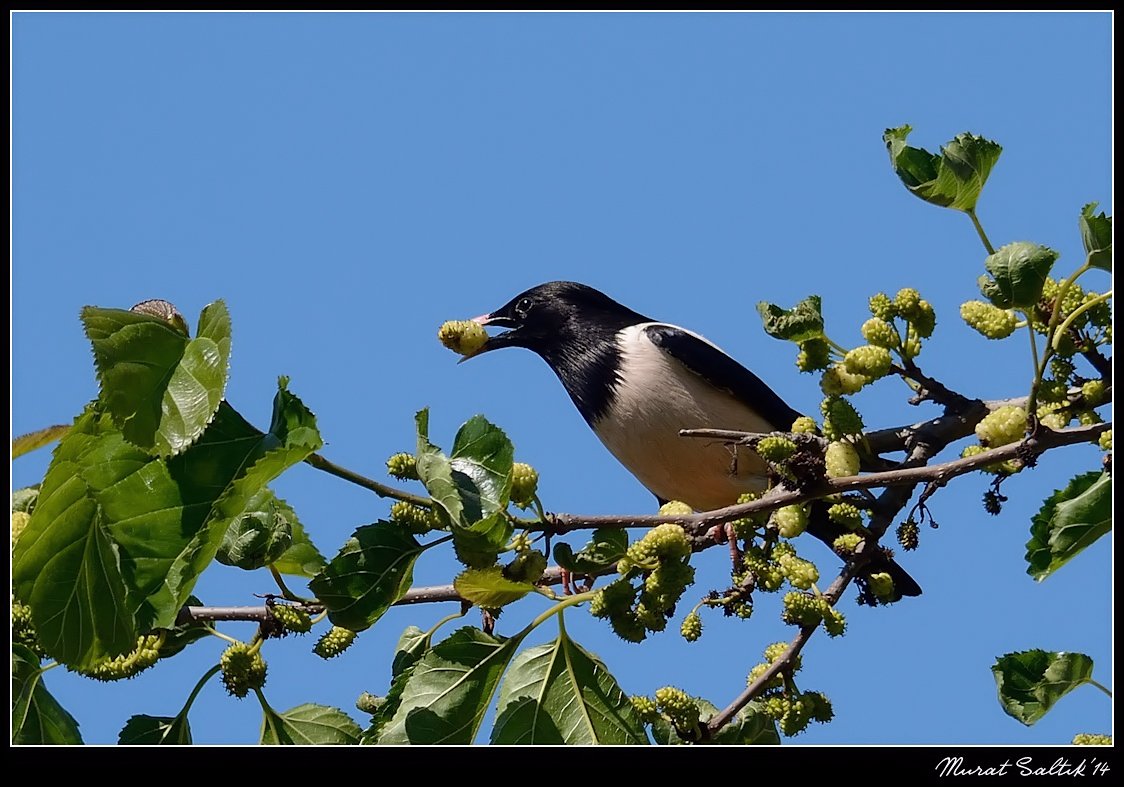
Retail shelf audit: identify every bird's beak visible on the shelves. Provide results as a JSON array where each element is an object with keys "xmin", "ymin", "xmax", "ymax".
[{"xmin": 456, "ymin": 313, "xmax": 520, "ymax": 363}]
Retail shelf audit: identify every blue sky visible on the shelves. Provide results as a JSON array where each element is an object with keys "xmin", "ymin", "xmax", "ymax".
[{"xmin": 11, "ymin": 11, "xmax": 1112, "ymax": 746}]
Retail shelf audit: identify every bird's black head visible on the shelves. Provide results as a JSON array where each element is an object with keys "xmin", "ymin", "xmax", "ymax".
[
  {"xmin": 468, "ymin": 281, "xmax": 650, "ymax": 361},
  {"xmin": 465, "ymin": 281, "xmax": 652, "ymax": 423}
]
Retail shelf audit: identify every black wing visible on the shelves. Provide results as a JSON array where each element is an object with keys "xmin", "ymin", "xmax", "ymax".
[{"xmin": 644, "ymin": 324, "xmax": 803, "ymax": 431}]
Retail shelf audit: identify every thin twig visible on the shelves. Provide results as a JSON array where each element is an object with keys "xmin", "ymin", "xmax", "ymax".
[{"xmin": 304, "ymin": 452, "xmax": 433, "ymax": 507}]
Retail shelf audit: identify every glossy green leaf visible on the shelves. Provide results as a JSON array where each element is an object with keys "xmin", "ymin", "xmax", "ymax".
[
  {"xmin": 11, "ymin": 413, "xmax": 137, "ymax": 667},
  {"xmin": 13, "ymin": 382, "xmax": 322, "ymax": 669},
  {"xmin": 553, "ymin": 528, "xmax": 629, "ymax": 574},
  {"xmin": 454, "ymin": 567, "xmax": 535, "ymax": 609},
  {"xmin": 216, "ymin": 488, "xmax": 294, "ymax": 571},
  {"xmin": 450, "ymin": 415, "xmax": 515, "ymax": 525},
  {"xmin": 491, "ymin": 628, "xmax": 649, "ymax": 744},
  {"xmin": 260, "ymin": 703, "xmax": 362, "ymax": 745},
  {"xmin": 12, "ymin": 645, "xmax": 83, "ymax": 745},
  {"xmin": 414, "ymin": 409, "xmax": 464, "ymax": 526},
  {"xmin": 124, "ymin": 383, "xmax": 322, "ymax": 631},
  {"xmin": 978, "ymin": 242, "xmax": 1059, "ymax": 309},
  {"xmin": 12, "ymin": 424, "xmax": 70, "ymax": 460},
  {"xmin": 993, "ymin": 650, "xmax": 1095, "ymax": 726},
  {"xmin": 377, "ymin": 627, "xmax": 523, "ymax": 744},
  {"xmin": 1079, "ymin": 202, "xmax": 1112, "ymax": 272},
  {"xmin": 414, "ymin": 410, "xmax": 515, "ymax": 568},
  {"xmin": 1026, "ymin": 471, "xmax": 1111, "ymax": 581},
  {"xmin": 757, "ymin": 296, "xmax": 825, "ymax": 343},
  {"xmin": 309, "ymin": 522, "xmax": 423, "ymax": 631},
  {"xmin": 391, "ymin": 625, "xmax": 432, "ymax": 677},
  {"xmin": 118, "ymin": 714, "xmax": 192, "ymax": 745},
  {"xmin": 452, "ymin": 517, "xmax": 514, "ymax": 570},
  {"xmin": 82, "ymin": 301, "xmax": 232, "ymax": 457},
  {"xmin": 883, "ymin": 125, "xmax": 1002, "ymax": 211},
  {"xmin": 271, "ymin": 509, "xmax": 327, "ymax": 578}
]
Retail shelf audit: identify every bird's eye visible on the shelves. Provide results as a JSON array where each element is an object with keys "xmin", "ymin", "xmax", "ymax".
[{"xmin": 514, "ymin": 297, "xmax": 534, "ymax": 319}]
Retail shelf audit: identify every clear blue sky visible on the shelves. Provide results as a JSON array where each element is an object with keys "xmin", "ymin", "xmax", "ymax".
[{"xmin": 11, "ymin": 11, "xmax": 1112, "ymax": 746}]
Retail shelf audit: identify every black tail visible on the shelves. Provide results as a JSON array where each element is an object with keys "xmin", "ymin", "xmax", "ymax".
[{"xmin": 806, "ymin": 501, "xmax": 922, "ymax": 602}]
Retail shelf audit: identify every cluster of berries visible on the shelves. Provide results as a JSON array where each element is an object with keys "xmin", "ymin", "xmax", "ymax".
[{"xmin": 590, "ymin": 523, "xmax": 695, "ymax": 643}]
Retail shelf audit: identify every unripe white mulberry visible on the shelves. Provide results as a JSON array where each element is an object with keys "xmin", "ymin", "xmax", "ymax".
[
  {"xmin": 960, "ymin": 300, "xmax": 1017, "ymax": 339},
  {"xmin": 437, "ymin": 320, "xmax": 488, "ymax": 356},
  {"xmin": 975, "ymin": 405, "xmax": 1028, "ymax": 447},
  {"xmin": 825, "ymin": 441, "xmax": 860, "ymax": 478}
]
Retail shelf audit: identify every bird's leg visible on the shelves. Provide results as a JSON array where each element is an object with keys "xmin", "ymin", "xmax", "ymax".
[
  {"xmin": 724, "ymin": 523, "xmax": 742, "ymax": 567},
  {"xmin": 560, "ymin": 568, "xmax": 574, "ymax": 596}
]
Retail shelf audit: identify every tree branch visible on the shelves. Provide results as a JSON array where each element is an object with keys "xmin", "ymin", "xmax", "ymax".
[
  {"xmin": 546, "ymin": 422, "xmax": 1108, "ymax": 535},
  {"xmin": 1082, "ymin": 344, "xmax": 1112, "ymax": 380},
  {"xmin": 174, "ymin": 567, "xmax": 570, "ymax": 624},
  {"xmin": 707, "ymin": 439, "xmax": 939, "ymax": 734},
  {"xmin": 705, "ymin": 577, "xmax": 848, "ymax": 734},
  {"xmin": 893, "ymin": 359, "xmax": 981, "ymax": 413},
  {"xmin": 684, "ymin": 384, "xmax": 1110, "ymax": 459}
]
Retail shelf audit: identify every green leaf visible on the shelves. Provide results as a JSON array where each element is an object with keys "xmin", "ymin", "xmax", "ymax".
[
  {"xmin": 553, "ymin": 528, "xmax": 629, "ymax": 574},
  {"xmin": 414, "ymin": 410, "xmax": 516, "ymax": 568},
  {"xmin": 216, "ymin": 488, "xmax": 294, "ymax": 571},
  {"xmin": 491, "ymin": 628, "xmax": 649, "ymax": 744},
  {"xmin": 11, "ymin": 414, "xmax": 138, "ymax": 667},
  {"xmin": 362, "ymin": 626, "xmax": 438, "ymax": 743},
  {"xmin": 883, "ymin": 125, "xmax": 1002, "ymax": 211},
  {"xmin": 454, "ymin": 567, "xmax": 535, "ymax": 609},
  {"xmin": 452, "ymin": 517, "xmax": 515, "ymax": 570},
  {"xmin": 710, "ymin": 703, "xmax": 781, "ymax": 745},
  {"xmin": 362, "ymin": 625, "xmax": 438, "ymax": 743},
  {"xmin": 272, "ymin": 522, "xmax": 327, "ymax": 577},
  {"xmin": 992, "ymin": 650, "xmax": 1095, "ymax": 726},
  {"xmin": 260, "ymin": 703, "xmax": 362, "ymax": 745},
  {"xmin": 978, "ymin": 242, "xmax": 1059, "ymax": 309},
  {"xmin": 82, "ymin": 301, "xmax": 232, "ymax": 457},
  {"xmin": 756, "ymin": 296, "xmax": 825, "ymax": 343},
  {"xmin": 1025, "ymin": 471, "xmax": 1111, "ymax": 581},
  {"xmin": 414, "ymin": 409, "xmax": 464, "ymax": 525},
  {"xmin": 391, "ymin": 625, "xmax": 432, "ymax": 677},
  {"xmin": 12, "ymin": 382, "xmax": 322, "ymax": 669},
  {"xmin": 377, "ymin": 626, "xmax": 523, "ymax": 744},
  {"xmin": 450, "ymin": 415, "xmax": 515, "ymax": 525},
  {"xmin": 309, "ymin": 522, "xmax": 423, "ymax": 631},
  {"xmin": 137, "ymin": 388, "xmax": 321, "ymax": 627},
  {"xmin": 1079, "ymin": 202, "xmax": 1112, "ymax": 272},
  {"xmin": 12, "ymin": 425, "xmax": 70, "ymax": 460},
  {"xmin": 117, "ymin": 714, "xmax": 192, "ymax": 745},
  {"xmin": 155, "ymin": 595, "xmax": 211, "ymax": 660},
  {"xmin": 11, "ymin": 644, "xmax": 83, "ymax": 745}
]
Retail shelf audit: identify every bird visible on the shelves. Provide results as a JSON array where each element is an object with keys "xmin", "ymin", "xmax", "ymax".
[{"xmin": 462, "ymin": 280, "xmax": 921, "ymax": 600}]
